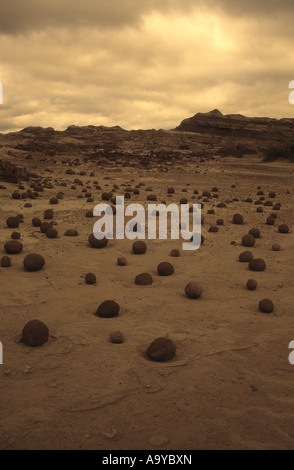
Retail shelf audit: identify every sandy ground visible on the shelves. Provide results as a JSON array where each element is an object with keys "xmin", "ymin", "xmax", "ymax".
[{"xmin": 0, "ymin": 156, "xmax": 293, "ymax": 450}]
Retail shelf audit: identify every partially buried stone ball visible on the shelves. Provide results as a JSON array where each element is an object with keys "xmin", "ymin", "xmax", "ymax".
[
  {"xmin": 4, "ymin": 240, "xmax": 23, "ymax": 254},
  {"xmin": 278, "ymin": 224, "xmax": 289, "ymax": 234},
  {"xmin": 11, "ymin": 231, "xmax": 21, "ymax": 239},
  {"xmin": 272, "ymin": 243, "xmax": 281, "ymax": 251},
  {"xmin": 117, "ymin": 256, "xmax": 127, "ymax": 266},
  {"xmin": 23, "ymin": 253, "xmax": 45, "ymax": 271},
  {"xmin": 109, "ymin": 330, "xmax": 124, "ymax": 344},
  {"xmin": 249, "ymin": 228, "xmax": 260, "ymax": 238},
  {"xmin": 85, "ymin": 273, "xmax": 96, "ymax": 284},
  {"xmin": 6, "ymin": 216, "xmax": 19, "ymax": 228},
  {"xmin": 185, "ymin": 282, "xmax": 202, "ymax": 299},
  {"xmin": 233, "ymin": 214, "xmax": 243, "ymax": 224},
  {"xmin": 132, "ymin": 240, "xmax": 147, "ymax": 254},
  {"xmin": 246, "ymin": 279, "xmax": 257, "ymax": 290},
  {"xmin": 146, "ymin": 337, "xmax": 176, "ymax": 362},
  {"xmin": 22, "ymin": 319, "xmax": 49, "ymax": 347},
  {"xmin": 32, "ymin": 218, "xmax": 42, "ymax": 227},
  {"xmin": 96, "ymin": 300, "xmax": 120, "ymax": 318},
  {"xmin": 88, "ymin": 233, "xmax": 108, "ymax": 248},
  {"xmin": 64, "ymin": 229, "xmax": 79, "ymax": 236},
  {"xmin": 1, "ymin": 255, "xmax": 11, "ymax": 267},
  {"xmin": 259, "ymin": 298, "xmax": 274, "ymax": 314},
  {"xmin": 135, "ymin": 273, "xmax": 153, "ymax": 285},
  {"xmin": 249, "ymin": 258, "xmax": 266, "ymax": 272},
  {"xmin": 239, "ymin": 251, "xmax": 254, "ymax": 262},
  {"xmin": 46, "ymin": 228, "xmax": 58, "ymax": 238},
  {"xmin": 242, "ymin": 234, "xmax": 255, "ymax": 247},
  {"xmin": 170, "ymin": 249, "xmax": 180, "ymax": 257},
  {"xmin": 157, "ymin": 262, "xmax": 174, "ymax": 276}
]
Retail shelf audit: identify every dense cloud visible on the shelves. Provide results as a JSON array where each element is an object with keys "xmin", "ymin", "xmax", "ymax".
[{"xmin": 1, "ymin": 1, "xmax": 294, "ymax": 132}]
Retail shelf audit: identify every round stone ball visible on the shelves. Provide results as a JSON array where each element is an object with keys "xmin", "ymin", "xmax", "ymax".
[
  {"xmin": 185, "ymin": 282, "xmax": 202, "ymax": 299},
  {"xmin": 109, "ymin": 330, "xmax": 124, "ymax": 344},
  {"xmin": 233, "ymin": 214, "xmax": 243, "ymax": 224},
  {"xmin": 23, "ymin": 253, "xmax": 45, "ymax": 271},
  {"xmin": 117, "ymin": 256, "xmax": 127, "ymax": 266},
  {"xmin": 249, "ymin": 258, "xmax": 266, "ymax": 272},
  {"xmin": 146, "ymin": 337, "xmax": 176, "ymax": 362},
  {"xmin": 272, "ymin": 243, "xmax": 281, "ymax": 251},
  {"xmin": 278, "ymin": 224, "xmax": 289, "ymax": 234},
  {"xmin": 246, "ymin": 279, "xmax": 257, "ymax": 290},
  {"xmin": 170, "ymin": 249, "xmax": 180, "ymax": 257},
  {"xmin": 44, "ymin": 209, "xmax": 54, "ymax": 220},
  {"xmin": 209, "ymin": 225, "xmax": 218, "ymax": 233},
  {"xmin": 96, "ymin": 300, "xmax": 120, "ymax": 318},
  {"xmin": 132, "ymin": 240, "xmax": 147, "ymax": 254},
  {"xmin": 157, "ymin": 262, "xmax": 174, "ymax": 276},
  {"xmin": 11, "ymin": 231, "xmax": 21, "ymax": 240},
  {"xmin": 249, "ymin": 228, "xmax": 260, "ymax": 238},
  {"xmin": 49, "ymin": 197, "xmax": 58, "ymax": 204},
  {"xmin": 22, "ymin": 319, "xmax": 49, "ymax": 347},
  {"xmin": 40, "ymin": 222, "xmax": 52, "ymax": 233},
  {"xmin": 135, "ymin": 273, "xmax": 153, "ymax": 285},
  {"xmin": 1, "ymin": 255, "xmax": 11, "ymax": 267},
  {"xmin": 6, "ymin": 216, "xmax": 20, "ymax": 228},
  {"xmin": 88, "ymin": 233, "xmax": 108, "ymax": 248},
  {"xmin": 239, "ymin": 251, "xmax": 254, "ymax": 262},
  {"xmin": 85, "ymin": 273, "xmax": 96, "ymax": 284},
  {"xmin": 4, "ymin": 240, "xmax": 23, "ymax": 254},
  {"xmin": 242, "ymin": 234, "xmax": 256, "ymax": 247},
  {"xmin": 32, "ymin": 218, "xmax": 42, "ymax": 227},
  {"xmin": 64, "ymin": 229, "xmax": 79, "ymax": 236},
  {"xmin": 259, "ymin": 298, "xmax": 274, "ymax": 314},
  {"xmin": 216, "ymin": 219, "xmax": 224, "ymax": 226},
  {"xmin": 266, "ymin": 216, "xmax": 275, "ymax": 226},
  {"xmin": 46, "ymin": 228, "xmax": 58, "ymax": 239}
]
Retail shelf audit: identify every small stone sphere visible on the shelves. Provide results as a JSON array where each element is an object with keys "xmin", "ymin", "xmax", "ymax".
[
  {"xmin": 246, "ymin": 279, "xmax": 257, "ymax": 290},
  {"xmin": 64, "ymin": 229, "xmax": 79, "ymax": 236},
  {"xmin": 249, "ymin": 258, "xmax": 266, "ymax": 272},
  {"xmin": 157, "ymin": 262, "xmax": 174, "ymax": 276},
  {"xmin": 32, "ymin": 218, "xmax": 42, "ymax": 227},
  {"xmin": 96, "ymin": 300, "xmax": 120, "ymax": 318},
  {"xmin": 22, "ymin": 319, "xmax": 49, "ymax": 347},
  {"xmin": 1, "ymin": 255, "xmax": 11, "ymax": 267},
  {"xmin": 146, "ymin": 337, "xmax": 176, "ymax": 362},
  {"xmin": 40, "ymin": 222, "xmax": 52, "ymax": 233},
  {"xmin": 23, "ymin": 253, "xmax": 45, "ymax": 271},
  {"xmin": 109, "ymin": 330, "xmax": 124, "ymax": 344},
  {"xmin": 6, "ymin": 216, "xmax": 20, "ymax": 228},
  {"xmin": 85, "ymin": 210, "xmax": 93, "ymax": 217},
  {"xmin": 88, "ymin": 233, "xmax": 109, "ymax": 248},
  {"xmin": 266, "ymin": 216, "xmax": 275, "ymax": 226},
  {"xmin": 44, "ymin": 209, "xmax": 54, "ymax": 220},
  {"xmin": 259, "ymin": 298, "xmax": 274, "ymax": 314},
  {"xmin": 135, "ymin": 273, "xmax": 153, "ymax": 285},
  {"xmin": 242, "ymin": 234, "xmax": 256, "ymax": 247},
  {"xmin": 49, "ymin": 197, "xmax": 58, "ymax": 204},
  {"xmin": 233, "ymin": 214, "xmax": 243, "ymax": 224},
  {"xmin": 46, "ymin": 228, "xmax": 58, "ymax": 239},
  {"xmin": 117, "ymin": 256, "xmax": 127, "ymax": 266},
  {"xmin": 4, "ymin": 240, "xmax": 23, "ymax": 254},
  {"xmin": 11, "ymin": 231, "xmax": 21, "ymax": 239},
  {"xmin": 272, "ymin": 243, "xmax": 281, "ymax": 251},
  {"xmin": 278, "ymin": 224, "xmax": 289, "ymax": 234},
  {"xmin": 132, "ymin": 240, "xmax": 147, "ymax": 254},
  {"xmin": 85, "ymin": 272, "xmax": 96, "ymax": 284},
  {"xmin": 257, "ymin": 207, "xmax": 263, "ymax": 213},
  {"xmin": 185, "ymin": 282, "xmax": 202, "ymax": 299},
  {"xmin": 239, "ymin": 251, "xmax": 254, "ymax": 262},
  {"xmin": 209, "ymin": 225, "xmax": 218, "ymax": 233},
  {"xmin": 170, "ymin": 249, "xmax": 180, "ymax": 257},
  {"xmin": 216, "ymin": 219, "xmax": 224, "ymax": 226},
  {"xmin": 249, "ymin": 228, "xmax": 260, "ymax": 238}
]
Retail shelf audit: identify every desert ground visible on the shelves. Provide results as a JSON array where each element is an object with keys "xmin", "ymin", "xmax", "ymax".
[{"xmin": 0, "ymin": 146, "xmax": 293, "ymax": 450}]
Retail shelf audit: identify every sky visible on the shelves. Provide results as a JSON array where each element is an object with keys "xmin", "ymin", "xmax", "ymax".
[{"xmin": 0, "ymin": 0, "xmax": 294, "ymax": 132}]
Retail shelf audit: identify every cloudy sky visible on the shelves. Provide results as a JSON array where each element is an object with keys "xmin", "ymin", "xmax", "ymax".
[{"xmin": 1, "ymin": 0, "xmax": 294, "ymax": 132}]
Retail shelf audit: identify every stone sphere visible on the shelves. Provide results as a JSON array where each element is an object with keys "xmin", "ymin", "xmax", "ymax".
[
  {"xmin": 233, "ymin": 213, "xmax": 243, "ymax": 224},
  {"xmin": 278, "ymin": 224, "xmax": 289, "ymax": 234},
  {"xmin": 249, "ymin": 228, "xmax": 260, "ymax": 238},
  {"xmin": 96, "ymin": 300, "xmax": 120, "ymax": 318},
  {"xmin": 4, "ymin": 240, "xmax": 23, "ymax": 254},
  {"xmin": 239, "ymin": 251, "xmax": 254, "ymax": 262},
  {"xmin": 157, "ymin": 262, "xmax": 174, "ymax": 276},
  {"xmin": 23, "ymin": 253, "xmax": 45, "ymax": 271},
  {"xmin": 11, "ymin": 231, "xmax": 21, "ymax": 240},
  {"xmin": 32, "ymin": 218, "xmax": 42, "ymax": 227},
  {"xmin": 85, "ymin": 272, "xmax": 96, "ymax": 284},
  {"xmin": 46, "ymin": 228, "xmax": 58, "ymax": 239},
  {"xmin": 117, "ymin": 256, "xmax": 127, "ymax": 266},
  {"xmin": 135, "ymin": 273, "xmax": 153, "ymax": 285},
  {"xmin": 272, "ymin": 243, "xmax": 281, "ymax": 251},
  {"xmin": 209, "ymin": 225, "xmax": 218, "ymax": 233},
  {"xmin": 109, "ymin": 330, "xmax": 124, "ymax": 344},
  {"xmin": 88, "ymin": 233, "xmax": 108, "ymax": 248},
  {"xmin": 242, "ymin": 234, "xmax": 255, "ymax": 247},
  {"xmin": 64, "ymin": 229, "xmax": 79, "ymax": 236},
  {"xmin": 40, "ymin": 222, "xmax": 52, "ymax": 233},
  {"xmin": 49, "ymin": 197, "xmax": 58, "ymax": 204},
  {"xmin": 249, "ymin": 258, "xmax": 266, "ymax": 272},
  {"xmin": 216, "ymin": 219, "xmax": 224, "ymax": 226},
  {"xmin": 246, "ymin": 279, "xmax": 257, "ymax": 290},
  {"xmin": 132, "ymin": 240, "xmax": 147, "ymax": 254},
  {"xmin": 170, "ymin": 249, "xmax": 180, "ymax": 257},
  {"xmin": 146, "ymin": 337, "xmax": 176, "ymax": 362},
  {"xmin": 185, "ymin": 282, "xmax": 202, "ymax": 299},
  {"xmin": 1, "ymin": 255, "xmax": 11, "ymax": 267},
  {"xmin": 259, "ymin": 298, "xmax": 274, "ymax": 314},
  {"xmin": 22, "ymin": 319, "xmax": 49, "ymax": 347},
  {"xmin": 6, "ymin": 216, "xmax": 19, "ymax": 228},
  {"xmin": 266, "ymin": 216, "xmax": 275, "ymax": 226}
]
